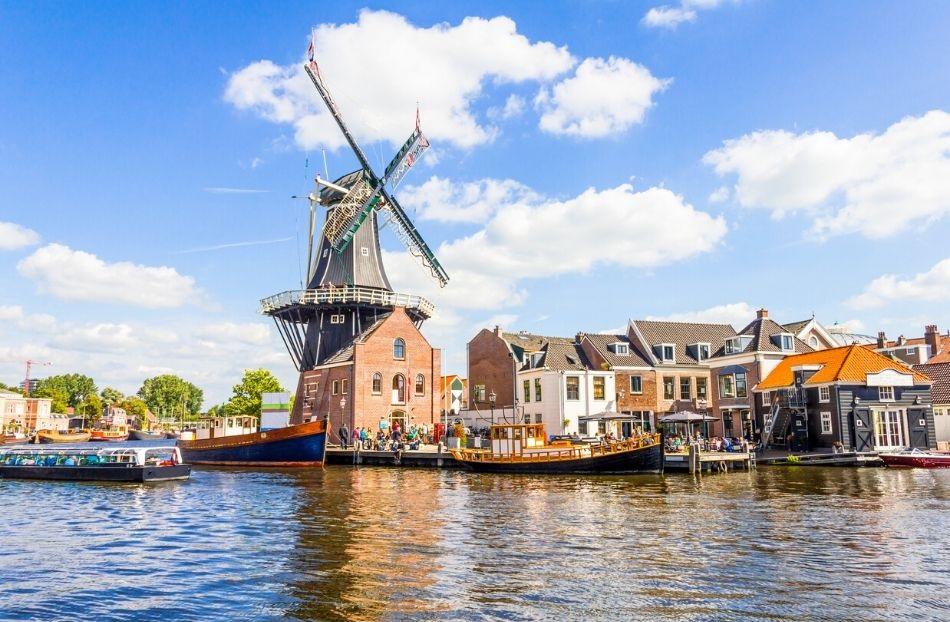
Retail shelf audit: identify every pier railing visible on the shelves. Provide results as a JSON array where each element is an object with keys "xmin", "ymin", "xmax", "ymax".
[{"xmin": 259, "ymin": 287, "xmax": 435, "ymax": 317}]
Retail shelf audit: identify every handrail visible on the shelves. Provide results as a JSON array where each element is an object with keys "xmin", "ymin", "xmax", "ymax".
[
  {"xmin": 452, "ymin": 433, "xmax": 660, "ymax": 463},
  {"xmin": 259, "ymin": 286, "xmax": 435, "ymax": 317}
]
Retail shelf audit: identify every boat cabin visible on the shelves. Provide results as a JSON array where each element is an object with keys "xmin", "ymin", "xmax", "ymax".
[
  {"xmin": 0, "ymin": 445, "xmax": 183, "ymax": 467},
  {"xmin": 194, "ymin": 416, "xmax": 257, "ymax": 440},
  {"xmin": 490, "ymin": 423, "xmax": 548, "ymax": 458}
]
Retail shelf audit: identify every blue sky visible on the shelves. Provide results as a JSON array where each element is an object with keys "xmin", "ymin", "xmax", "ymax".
[{"xmin": 2, "ymin": 1, "xmax": 949, "ymax": 405}]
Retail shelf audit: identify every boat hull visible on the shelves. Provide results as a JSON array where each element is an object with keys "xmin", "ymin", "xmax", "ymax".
[
  {"xmin": 880, "ymin": 453, "xmax": 950, "ymax": 468},
  {"xmin": 129, "ymin": 430, "xmax": 166, "ymax": 441},
  {"xmin": 0, "ymin": 464, "xmax": 191, "ymax": 482},
  {"xmin": 37, "ymin": 432, "xmax": 92, "ymax": 444},
  {"xmin": 177, "ymin": 419, "xmax": 327, "ymax": 466},
  {"xmin": 456, "ymin": 442, "xmax": 664, "ymax": 474},
  {"xmin": 88, "ymin": 433, "xmax": 129, "ymax": 442}
]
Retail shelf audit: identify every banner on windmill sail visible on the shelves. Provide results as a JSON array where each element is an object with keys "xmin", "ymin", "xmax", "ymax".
[
  {"xmin": 261, "ymin": 392, "xmax": 291, "ymax": 430},
  {"xmin": 385, "ymin": 128, "xmax": 430, "ymax": 190}
]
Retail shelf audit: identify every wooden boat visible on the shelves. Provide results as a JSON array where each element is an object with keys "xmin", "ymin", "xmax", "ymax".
[
  {"xmin": 35, "ymin": 429, "xmax": 92, "ymax": 444},
  {"xmin": 88, "ymin": 427, "xmax": 130, "ymax": 442},
  {"xmin": 2, "ymin": 433, "xmax": 30, "ymax": 445},
  {"xmin": 177, "ymin": 416, "xmax": 328, "ymax": 466},
  {"xmin": 880, "ymin": 449, "xmax": 950, "ymax": 469},
  {"xmin": 0, "ymin": 446, "xmax": 190, "ymax": 482},
  {"xmin": 450, "ymin": 423, "xmax": 664, "ymax": 474},
  {"xmin": 129, "ymin": 429, "xmax": 166, "ymax": 441}
]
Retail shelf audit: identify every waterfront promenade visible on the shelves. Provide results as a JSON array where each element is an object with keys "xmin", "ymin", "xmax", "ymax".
[{"xmin": 1, "ymin": 465, "xmax": 948, "ymax": 621}]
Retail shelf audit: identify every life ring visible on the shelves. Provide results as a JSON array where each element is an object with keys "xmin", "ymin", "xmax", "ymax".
[{"xmin": 719, "ymin": 460, "xmax": 727, "ymax": 472}]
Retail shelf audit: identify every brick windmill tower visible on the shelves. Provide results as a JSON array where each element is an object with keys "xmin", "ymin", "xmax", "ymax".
[{"xmin": 261, "ymin": 40, "xmax": 449, "ymax": 433}]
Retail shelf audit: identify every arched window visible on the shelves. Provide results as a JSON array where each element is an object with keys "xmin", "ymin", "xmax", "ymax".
[
  {"xmin": 393, "ymin": 338, "xmax": 406, "ymax": 360},
  {"xmin": 415, "ymin": 373, "xmax": 425, "ymax": 396},
  {"xmin": 372, "ymin": 372, "xmax": 382, "ymax": 394},
  {"xmin": 809, "ymin": 335, "xmax": 819, "ymax": 348},
  {"xmin": 392, "ymin": 374, "xmax": 406, "ymax": 404}
]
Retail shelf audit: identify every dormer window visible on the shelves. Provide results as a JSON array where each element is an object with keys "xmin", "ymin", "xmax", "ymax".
[
  {"xmin": 609, "ymin": 342, "xmax": 629, "ymax": 356},
  {"xmin": 725, "ymin": 338, "xmax": 740, "ymax": 355},
  {"xmin": 691, "ymin": 342, "xmax": 711, "ymax": 361},
  {"xmin": 780, "ymin": 334, "xmax": 794, "ymax": 352},
  {"xmin": 659, "ymin": 343, "xmax": 675, "ymax": 363}
]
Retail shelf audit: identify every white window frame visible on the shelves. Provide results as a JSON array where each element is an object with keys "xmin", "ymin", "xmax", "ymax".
[
  {"xmin": 780, "ymin": 333, "xmax": 794, "ymax": 352},
  {"xmin": 725, "ymin": 338, "xmax": 740, "ymax": 355},
  {"xmin": 630, "ymin": 375, "xmax": 643, "ymax": 394},
  {"xmin": 878, "ymin": 386, "xmax": 894, "ymax": 401},
  {"xmin": 566, "ymin": 376, "xmax": 580, "ymax": 401},
  {"xmin": 613, "ymin": 343, "xmax": 630, "ymax": 356},
  {"xmin": 819, "ymin": 386, "xmax": 830, "ymax": 403},
  {"xmin": 820, "ymin": 411, "xmax": 833, "ymax": 435},
  {"xmin": 692, "ymin": 342, "xmax": 711, "ymax": 361},
  {"xmin": 660, "ymin": 343, "xmax": 676, "ymax": 363},
  {"xmin": 809, "ymin": 335, "xmax": 819, "ymax": 348},
  {"xmin": 329, "ymin": 314, "xmax": 345, "ymax": 325},
  {"xmin": 360, "ymin": 247, "xmax": 369, "ymax": 256},
  {"xmin": 761, "ymin": 390, "xmax": 771, "ymax": 405}
]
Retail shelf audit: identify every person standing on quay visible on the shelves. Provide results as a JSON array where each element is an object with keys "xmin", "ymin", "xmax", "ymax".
[{"xmin": 339, "ymin": 423, "xmax": 349, "ymax": 449}]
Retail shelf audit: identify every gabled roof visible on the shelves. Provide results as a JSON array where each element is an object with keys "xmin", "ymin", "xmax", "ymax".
[
  {"xmin": 582, "ymin": 333, "xmax": 651, "ymax": 368},
  {"xmin": 630, "ymin": 320, "xmax": 737, "ymax": 366},
  {"xmin": 914, "ymin": 362, "xmax": 950, "ymax": 403},
  {"xmin": 501, "ymin": 331, "xmax": 572, "ymax": 352},
  {"xmin": 733, "ymin": 317, "xmax": 813, "ymax": 355},
  {"xmin": 322, "ymin": 314, "xmax": 391, "ymax": 365},
  {"xmin": 782, "ymin": 319, "xmax": 811, "ymax": 334},
  {"xmin": 757, "ymin": 345, "xmax": 930, "ymax": 390},
  {"xmin": 539, "ymin": 341, "xmax": 594, "ymax": 372}
]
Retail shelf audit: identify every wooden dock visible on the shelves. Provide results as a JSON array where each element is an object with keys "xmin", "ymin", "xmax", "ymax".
[
  {"xmin": 664, "ymin": 448, "xmax": 755, "ymax": 473},
  {"xmin": 756, "ymin": 450, "xmax": 883, "ymax": 467},
  {"xmin": 326, "ymin": 446, "xmax": 460, "ymax": 468}
]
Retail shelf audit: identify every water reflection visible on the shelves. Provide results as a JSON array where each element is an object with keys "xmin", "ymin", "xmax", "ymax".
[{"xmin": 0, "ymin": 467, "xmax": 947, "ymax": 621}]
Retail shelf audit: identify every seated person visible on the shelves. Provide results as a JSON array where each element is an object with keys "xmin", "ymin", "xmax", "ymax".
[{"xmin": 721, "ymin": 437, "xmax": 733, "ymax": 452}]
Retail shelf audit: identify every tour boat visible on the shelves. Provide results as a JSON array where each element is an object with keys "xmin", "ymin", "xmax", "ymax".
[
  {"xmin": 2, "ymin": 433, "xmax": 29, "ymax": 445},
  {"xmin": 450, "ymin": 423, "xmax": 664, "ymax": 474},
  {"xmin": 177, "ymin": 415, "xmax": 328, "ymax": 466},
  {"xmin": 35, "ymin": 430, "xmax": 92, "ymax": 444},
  {"xmin": 88, "ymin": 427, "xmax": 130, "ymax": 442},
  {"xmin": 879, "ymin": 448, "xmax": 950, "ymax": 469},
  {"xmin": 0, "ymin": 446, "xmax": 191, "ymax": 482},
  {"xmin": 129, "ymin": 429, "xmax": 167, "ymax": 441}
]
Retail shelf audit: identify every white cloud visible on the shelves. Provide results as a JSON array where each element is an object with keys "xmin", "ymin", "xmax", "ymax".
[
  {"xmin": 500, "ymin": 94, "xmax": 526, "ymax": 119},
  {"xmin": 536, "ymin": 57, "xmax": 669, "ymax": 138},
  {"xmin": 400, "ymin": 176, "xmax": 539, "ymax": 223},
  {"xmin": 195, "ymin": 322, "xmax": 272, "ymax": 347},
  {"xmin": 385, "ymin": 179, "xmax": 726, "ymax": 314},
  {"xmin": 0, "ymin": 221, "xmax": 40, "ymax": 251},
  {"xmin": 17, "ymin": 243, "xmax": 203, "ymax": 309},
  {"xmin": 225, "ymin": 10, "xmax": 574, "ymax": 150},
  {"xmin": 0, "ymin": 305, "xmax": 57, "ymax": 333},
  {"xmin": 848, "ymin": 258, "xmax": 950, "ymax": 309},
  {"xmin": 703, "ymin": 110, "xmax": 950, "ymax": 238},
  {"xmin": 642, "ymin": 1, "xmax": 733, "ymax": 29},
  {"xmin": 708, "ymin": 185, "xmax": 730, "ymax": 203},
  {"xmin": 647, "ymin": 302, "xmax": 755, "ymax": 329}
]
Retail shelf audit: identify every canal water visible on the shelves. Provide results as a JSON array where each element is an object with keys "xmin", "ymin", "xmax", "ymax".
[{"xmin": 1, "ymin": 465, "xmax": 948, "ymax": 621}]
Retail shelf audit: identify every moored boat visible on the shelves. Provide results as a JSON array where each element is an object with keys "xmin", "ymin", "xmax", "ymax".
[
  {"xmin": 36, "ymin": 430, "xmax": 92, "ymax": 444},
  {"xmin": 450, "ymin": 423, "xmax": 664, "ymax": 474},
  {"xmin": 880, "ymin": 448, "xmax": 950, "ymax": 468},
  {"xmin": 177, "ymin": 415, "xmax": 327, "ymax": 466},
  {"xmin": 129, "ymin": 429, "xmax": 166, "ymax": 441},
  {"xmin": 0, "ymin": 446, "xmax": 191, "ymax": 482},
  {"xmin": 2, "ymin": 433, "xmax": 30, "ymax": 445},
  {"xmin": 88, "ymin": 427, "xmax": 130, "ymax": 442}
]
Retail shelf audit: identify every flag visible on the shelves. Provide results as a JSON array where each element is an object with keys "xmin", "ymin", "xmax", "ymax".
[
  {"xmin": 415, "ymin": 103, "xmax": 421, "ymax": 132},
  {"xmin": 307, "ymin": 34, "xmax": 314, "ymax": 62}
]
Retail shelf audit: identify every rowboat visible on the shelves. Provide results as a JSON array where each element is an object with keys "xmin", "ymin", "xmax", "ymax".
[
  {"xmin": 177, "ymin": 415, "xmax": 327, "ymax": 466},
  {"xmin": 129, "ymin": 429, "xmax": 167, "ymax": 441},
  {"xmin": 450, "ymin": 423, "xmax": 664, "ymax": 474},
  {"xmin": 35, "ymin": 430, "xmax": 92, "ymax": 444},
  {"xmin": 880, "ymin": 448, "xmax": 950, "ymax": 469},
  {"xmin": 0, "ymin": 446, "xmax": 191, "ymax": 482}
]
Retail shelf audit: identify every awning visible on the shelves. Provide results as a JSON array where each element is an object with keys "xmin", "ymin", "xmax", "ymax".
[
  {"xmin": 579, "ymin": 410, "xmax": 635, "ymax": 421},
  {"xmin": 659, "ymin": 410, "xmax": 717, "ymax": 423}
]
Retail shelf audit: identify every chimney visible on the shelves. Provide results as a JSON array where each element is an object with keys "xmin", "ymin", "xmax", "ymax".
[
  {"xmin": 877, "ymin": 331, "xmax": 886, "ymax": 349},
  {"xmin": 925, "ymin": 324, "xmax": 939, "ymax": 357},
  {"xmin": 575, "ymin": 332, "xmax": 584, "ymax": 344},
  {"xmin": 493, "ymin": 325, "xmax": 501, "ymax": 337},
  {"xmin": 757, "ymin": 308, "xmax": 768, "ymax": 319}
]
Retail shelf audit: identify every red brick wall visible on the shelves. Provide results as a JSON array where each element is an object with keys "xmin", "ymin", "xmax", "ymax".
[
  {"xmin": 468, "ymin": 328, "xmax": 515, "ymax": 409},
  {"xmin": 614, "ymin": 370, "xmax": 659, "ymax": 411},
  {"xmin": 709, "ymin": 362, "xmax": 759, "ymax": 437}
]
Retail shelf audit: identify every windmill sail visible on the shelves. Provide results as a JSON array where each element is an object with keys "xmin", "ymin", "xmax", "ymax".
[{"xmin": 384, "ymin": 127, "xmax": 429, "ymax": 190}]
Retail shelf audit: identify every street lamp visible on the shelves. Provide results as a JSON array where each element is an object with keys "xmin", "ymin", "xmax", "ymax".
[{"xmin": 489, "ymin": 389, "xmax": 496, "ymax": 425}]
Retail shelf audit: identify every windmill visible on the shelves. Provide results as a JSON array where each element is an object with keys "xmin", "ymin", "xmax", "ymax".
[{"xmin": 260, "ymin": 35, "xmax": 449, "ymax": 425}]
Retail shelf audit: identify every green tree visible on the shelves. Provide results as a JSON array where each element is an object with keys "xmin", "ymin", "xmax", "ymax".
[
  {"xmin": 223, "ymin": 369, "xmax": 285, "ymax": 420},
  {"xmin": 100, "ymin": 387, "xmax": 125, "ymax": 406},
  {"xmin": 118, "ymin": 397, "xmax": 149, "ymax": 429},
  {"xmin": 78, "ymin": 393, "xmax": 103, "ymax": 427},
  {"xmin": 34, "ymin": 374, "xmax": 98, "ymax": 408},
  {"xmin": 32, "ymin": 384, "xmax": 69, "ymax": 413},
  {"xmin": 137, "ymin": 374, "xmax": 203, "ymax": 420}
]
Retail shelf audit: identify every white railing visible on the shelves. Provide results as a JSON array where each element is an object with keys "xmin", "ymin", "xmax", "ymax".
[{"xmin": 259, "ymin": 286, "xmax": 434, "ymax": 317}]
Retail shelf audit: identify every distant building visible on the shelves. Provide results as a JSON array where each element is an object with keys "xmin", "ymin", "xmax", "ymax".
[
  {"xmin": 18, "ymin": 378, "xmax": 41, "ymax": 395},
  {"xmin": 876, "ymin": 324, "xmax": 950, "ymax": 365},
  {"xmin": 756, "ymin": 345, "xmax": 935, "ymax": 452},
  {"xmin": 1, "ymin": 390, "xmax": 56, "ymax": 432},
  {"xmin": 439, "ymin": 375, "xmax": 468, "ymax": 418},
  {"xmin": 782, "ymin": 317, "xmax": 838, "ymax": 350},
  {"xmin": 914, "ymin": 362, "xmax": 950, "ymax": 450}
]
